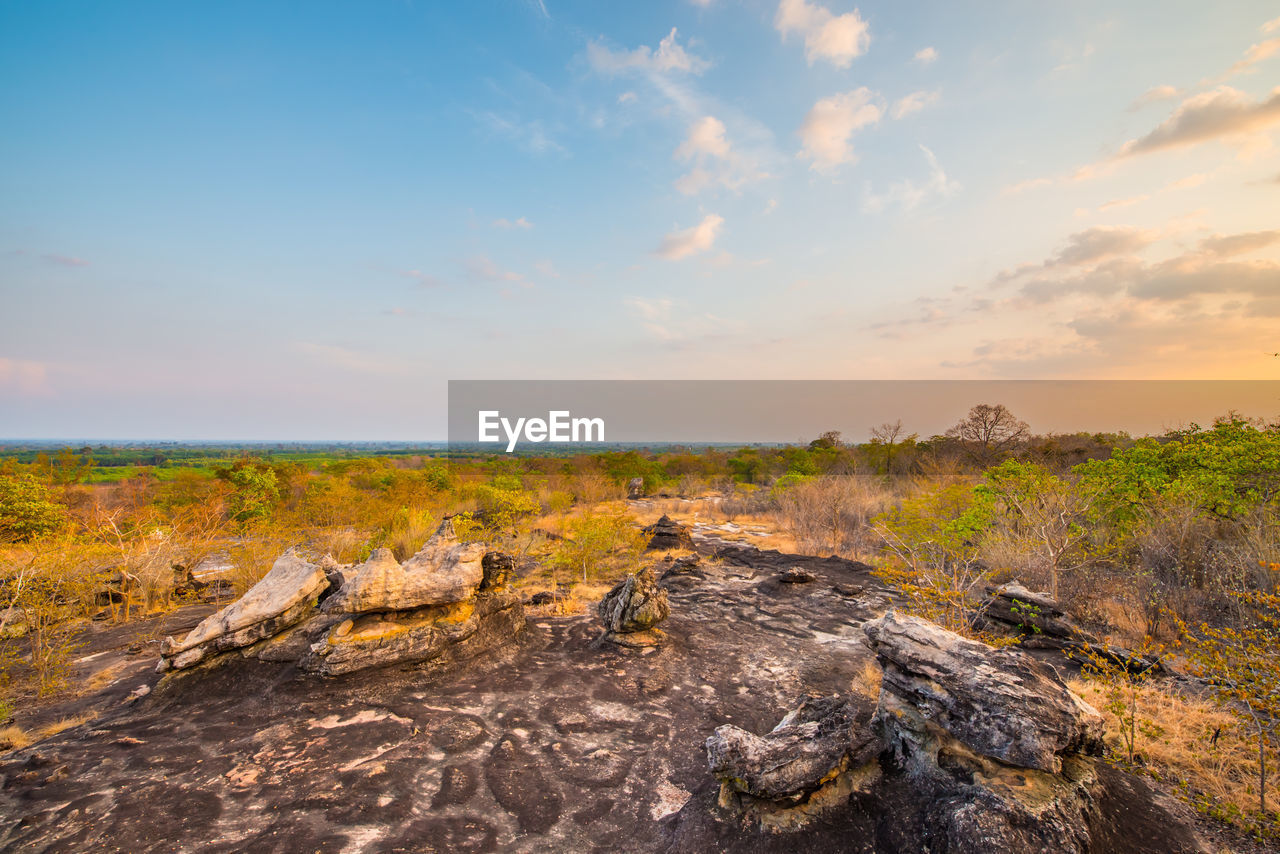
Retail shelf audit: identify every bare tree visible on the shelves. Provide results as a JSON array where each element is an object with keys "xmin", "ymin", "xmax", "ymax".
[
  {"xmin": 946, "ymin": 404, "xmax": 1029, "ymax": 466},
  {"xmin": 870, "ymin": 420, "xmax": 904, "ymax": 474}
]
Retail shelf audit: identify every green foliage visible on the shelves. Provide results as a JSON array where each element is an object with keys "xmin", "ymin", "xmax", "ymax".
[
  {"xmin": 546, "ymin": 510, "xmax": 645, "ymax": 586},
  {"xmin": 218, "ymin": 461, "xmax": 281, "ymax": 525},
  {"xmin": 0, "ymin": 475, "xmax": 68, "ymax": 543}
]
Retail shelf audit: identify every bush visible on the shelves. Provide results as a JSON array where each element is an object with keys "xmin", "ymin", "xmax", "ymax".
[{"xmin": 0, "ymin": 475, "xmax": 67, "ymax": 542}]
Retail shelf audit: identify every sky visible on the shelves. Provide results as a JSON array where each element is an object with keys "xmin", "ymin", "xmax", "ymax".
[{"xmin": 1, "ymin": 1, "xmax": 1278, "ymax": 439}]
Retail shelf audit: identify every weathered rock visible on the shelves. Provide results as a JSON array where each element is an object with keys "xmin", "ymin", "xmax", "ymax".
[
  {"xmin": 159, "ymin": 550, "xmax": 329, "ymax": 671},
  {"xmin": 643, "ymin": 515, "xmax": 695, "ymax": 551},
  {"xmin": 597, "ymin": 567, "xmax": 669, "ymax": 645},
  {"xmin": 480, "ymin": 551, "xmax": 515, "ymax": 591},
  {"xmin": 300, "ymin": 591, "xmax": 523, "ymax": 676},
  {"xmin": 863, "ymin": 611, "xmax": 1103, "ymax": 775},
  {"xmin": 778, "ymin": 567, "xmax": 816, "ymax": 584},
  {"xmin": 706, "ymin": 694, "xmax": 880, "ymax": 803},
  {"xmin": 979, "ymin": 582, "xmax": 1098, "ymax": 643},
  {"xmin": 627, "ymin": 476, "xmax": 645, "ymax": 499},
  {"xmin": 322, "ymin": 521, "xmax": 484, "ymax": 614}
]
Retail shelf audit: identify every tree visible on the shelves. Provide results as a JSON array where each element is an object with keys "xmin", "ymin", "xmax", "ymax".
[
  {"xmin": 0, "ymin": 475, "xmax": 67, "ymax": 542},
  {"xmin": 946, "ymin": 404, "xmax": 1029, "ymax": 466},
  {"xmin": 217, "ymin": 461, "xmax": 281, "ymax": 525},
  {"xmin": 872, "ymin": 483, "xmax": 994, "ymax": 633},
  {"xmin": 808, "ymin": 431, "xmax": 843, "ymax": 451},
  {"xmin": 547, "ymin": 510, "xmax": 645, "ymax": 586},
  {"xmin": 977, "ymin": 460, "xmax": 1100, "ymax": 600},
  {"xmin": 870, "ymin": 420, "xmax": 912, "ymax": 475},
  {"xmin": 1174, "ymin": 590, "xmax": 1280, "ymax": 823}
]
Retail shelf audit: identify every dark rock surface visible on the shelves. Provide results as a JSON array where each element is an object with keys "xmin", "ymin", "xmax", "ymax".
[
  {"xmin": 0, "ymin": 543, "xmax": 1211, "ymax": 854},
  {"xmin": 643, "ymin": 515, "xmax": 695, "ymax": 551}
]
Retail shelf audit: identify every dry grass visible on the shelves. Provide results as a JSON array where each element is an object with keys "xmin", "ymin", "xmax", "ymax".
[
  {"xmin": 851, "ymin": 658, "xmax": 882, "ymax": 701},
  {"xmin": 1070, "ymin": 679, "xmax": 1280, "ymax": 831},
  {"xmin": 0, "ymin": 725, "xmax": 31, "ymax": 752},
  {"xmin": 35, "ymin": 711, "xmax": 96, "ymax": 740}
]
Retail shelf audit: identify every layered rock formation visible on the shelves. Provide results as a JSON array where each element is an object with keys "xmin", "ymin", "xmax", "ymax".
[
  {"xmin": 642, "ymin": 514, "xmax": 694, "ymax": 551},
  {"xmin": 158, "ymin": 521, "xmax": 524, "ymax": 677},
  {"xmin": 597, "ymin": 566, "xmax": 669, "ymax": 647}
]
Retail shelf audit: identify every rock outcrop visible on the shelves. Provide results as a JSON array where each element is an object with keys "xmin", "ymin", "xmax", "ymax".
[
  {"xmin": 597, "ymin": 566, "xmax": 669, "ymax": 647},
  {"xmin": 642, "ymin": 515, "xmax": 694, "ymax": 551},
  {"xmin": 158, "ymin": 522, "xmax": 524, "ymax": 678},
  {"xmin": 707, "ymin": 694, "xmax": 881, "ymax": 801},
  {"xmin": 158, "ymin": 550, "xmax": 329, "ymax": 672},
  {"xmin": 627, "ymin": 476, "xmax": 645, "ymax": 498},
  {"xmin": 864, "ymin": 611, "xmax": 1104, "ymax": 774}
]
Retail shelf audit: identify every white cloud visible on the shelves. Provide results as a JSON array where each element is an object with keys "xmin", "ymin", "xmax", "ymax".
[
  {"xmin": 774, "ymin": 0, "xmax": 871, "ymax": 68},
  {"xmin": 891, "ymin": 90, "xmax": 940, "ymax": 120},
  {"xmin": 798, "ymin": 88, "xmax": 882, "ymax": 170},
  {"xmin": 914, "ymin": 46, "xmax": 937, "ymax": 64},
  {"xmin": 1118, "ymin": 86, "xmax": 1280, "ymax": 157},
  {"xmin": 617, "ymin": 91, "xmax": 637, "ymax": 104},
  {"xmin": 463, "ymin": 255, "xmax": 531, "ymax": 287},
  {"xmin": 493, "ymin": 216, "xmax": 533, "ymax": 229},
  {"xmin": 670, "ymin": 116, "xmax": 767, "ymax": 195},
  {"xmin": 1127, "ymin": 84, "xmax": 1179, "ymax": 111},
  {"xmin": 655, "ymin": 214, "xmax": 724, "ymax": 260},
  {"xmin": 675, "ymin": 116, "xmax": 731, "ymax": 160},
  {"xmin": 587, "ymin": 28, "xmax": 710, "ymax": 75},
  {"xmin": 863, "ymin": 145, "xmax": 959, "ymax": 212},
  {"xmin": 1265, "ymin": 16, "xmax": 1280, "ymax": 34},
  {"xmin": 1225, "ymin": 38, "xmax": 1280, "ymax": 77}
]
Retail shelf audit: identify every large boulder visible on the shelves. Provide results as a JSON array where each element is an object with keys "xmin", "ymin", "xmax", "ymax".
[
  {"xmin": 299, "ymin": 591, "xmax": 524, "ymax": 677},
  {"xmin": 321, "ymin": 521, "xmax": 484, "ymax": 614},
  {"xmin": 642, "ymin": 515, "xmax": 694, "ymax": 551},
  {"xmin": 159, "ymin": 550, "xmax": 328, "ymax": 672},
  {"xmin": 597, "ymin": 566, "xmax": 669, "ymax": 646},
  {"xmin": 706, "ymin": 694, "xmax": 880, "ymax": 804},
  {"xmin": 863, "ymin": 611, "xmax": 1103, "ymax": 774}
]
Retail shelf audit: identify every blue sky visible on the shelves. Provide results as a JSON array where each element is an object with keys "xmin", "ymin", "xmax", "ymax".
[{"xmin": 2, "ymin": 1, "xmax": 1278, "ymax": 438}]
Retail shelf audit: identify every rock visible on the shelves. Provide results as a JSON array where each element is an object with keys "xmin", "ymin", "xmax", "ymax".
[
  {"xmin": 863, "ymin": 611, "xmax": 1103, "ymax": 775},
  {"xmin": 480, "ymin": 551, "xmax": 515, "ymax": 591},
  {"xmin": 159, "ymin": 550, "xmax": 329, "ymax": 671},
  {"xmin": 642, "ymin": 515, "xmax": 695, "ymax": 551},
  {"xmin": 597, "ymin": 567, "xmax": 669, "ymax": 646},
  {"xmin": 778, "ymin": 567, "xmax": 816, "ymax": 584},
  {"xmin": 527, "ymin": 590, "xmax": 566, "ymax": 607},
  {"xmin": 322, "ymin": 521, "xmax": 484, "ymax": 614},
  {"xmin": 300, "ymin": 591, "xmax": 524, "ymax": 677},
  {"xmin": 979, "ymin": 582, "xmax": 1098, "ymax": 643},
  {"xmin": 627, "ymin": 477, "xmax": 645, "ymax": 499},
  {"xmin": 706, "ymin": 694, "xmax": 879, "ymax": 803}
]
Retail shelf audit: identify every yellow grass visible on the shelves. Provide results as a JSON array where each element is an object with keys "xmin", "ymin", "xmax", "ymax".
[
  {"xmin": 1070, "ymin": 679, "xmax": 1280, "ymax": 831},
  {"xmin": 36, "ymin": 711, "xmax": 97, "ymax": 740},
  {"xmin": 0, "ymin": 726, "xmax": 31, "ymax": 752}
]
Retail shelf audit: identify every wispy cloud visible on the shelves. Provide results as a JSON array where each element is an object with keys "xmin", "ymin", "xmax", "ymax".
[
  {"xmin": 891, "ymin": 90, "xmax": 940, "ymax": 120},
  {"xmin": 798, "ymin": 88, "xmax": 883, "ymax": 171},
  {"xmin": 587, "ymin": 28, "xmax": 709, "ymax": 75},
  {"xmin": 672, "ymin": 115, "xmax": 768, "ymax": 194},
  {"xmin": 463, "ymin": 255, "xmax": 531, "ymax": 287},
  {"xmin": 0, "ymin": 358, "xmax": 51, "ymax": 396},
  {"xmin": 493, "ymin": 216, "xmax": 534, "ymax": 229},
  {"xmin": 1127, "ymin": 84, "xmax": 1179, "ymax": 111},
  {"xmin": 401, "ymin": 269, "xmax": 444, "ymax": 288},
  {"xmin": 474, "ymin": 111, "xmax": 566, "ymax": 155},
  {"xmin": 914, "ymin": 46, "xmax": 937, "ymax": 65},
  {"xmin": 1118, "ymin": 86, "xmax": 1280, "ymax": 157},
  {"xmin": 655, "ymin": 214, "xmax": 724, "ymax": 260},
  {"xmin": 863, "ymin": 144, "xmax": 959, "ymax": 213},
  {"xmin": 775, "ymin": 0, "xmax": 871, "ymax": 68},
  {"xmin": 1223, "ymin": 37, "xmax": 1280, "ymax": 78}
]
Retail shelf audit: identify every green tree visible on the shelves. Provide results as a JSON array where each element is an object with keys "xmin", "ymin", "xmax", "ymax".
[{"xmin": 0, "ymin": 475, "xmax": 68, "ymax": 542}]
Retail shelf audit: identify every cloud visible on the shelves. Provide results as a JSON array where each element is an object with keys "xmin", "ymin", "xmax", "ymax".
[
  {"xmin": 914, "ymin": 46, "xmax": 937, "ymax": 64},
  {"xmin": 1197, "ymin": 229, "xmax": 1280, "ymax": 257},
  {"xmin": 0, "ymin": 358, "xmax": 50, "ymax": 396},
  {"xmin": 493, "ymin": 217, "xmax": 533, "ymax": 229},
  {"xmin": 891, "ymin": 90, "xmax": 939, "ymax": 120},
  {"xmin": 475, "ymin": 111, "xmax": 566, "ymax": 155},
  {"xmin": 655, "ymin": 214, "xmax": 724, "ymax": 260},
  {"xmin": 1097, "ymin": 195, "xmax": 1149, "ymax": 212},
  {"xmin": 1118, "ymin": 86, "xmax": 1280, "ymax": 157},
  {"xmin": 463, "ymin": 255, "xmax": 531, "ymax": 287},
  {"xmin": 1265, "ymin": 16, "xmax": 1280, "ymax": 34},
  {"xmin": 587, "ymin": 28, "xmax": 709, "ymax": 75},
  {"xmin": 863, "ymin": 144, "xmax": 959, "ymax": 213},
  {"xmin": 1167, "ymin": 172, "xmax": 1207, "ymax": 190},
  {"xmin": 1225, "ymin": 38, "xmax": 1280, "ymax": 77},
  {"xmin": 1048, "ymin": 226, "xmax": 1156, "ymax": 267},
  {"xmin": 798, "ymin": 88, "xmax": 882, "ymax": 170},
  {"xmin": 617, "ymin": 91, "xmax": 637, "ymax": 104},
  {"xmin": 671, "ymin": 116, "xmax": 767, "ymax": 195},
  {"xmin": 41, "ymin": 253, "xmax": 89, "ymax": 267},
  {"xmin": 774, "ymin": 0, "xmax": 871, "ymax": 68},
  {"xmin": 1127, "ymin": 84, "xmax": 1179, "ymax": 111}
]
